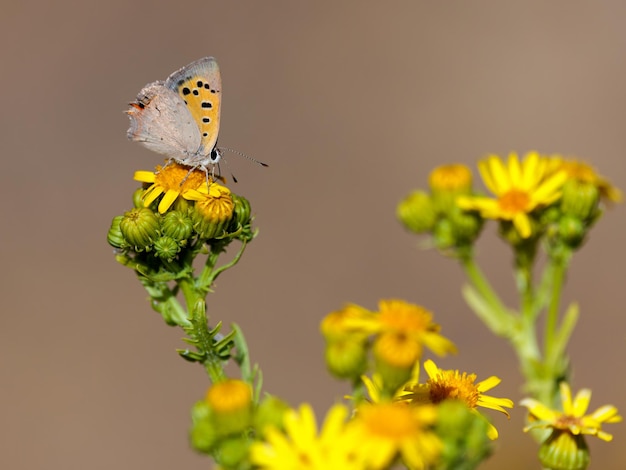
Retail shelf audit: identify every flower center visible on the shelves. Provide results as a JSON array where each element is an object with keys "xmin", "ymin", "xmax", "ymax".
[
  {"xmin": 428, "ymin": 371, "xmax": 480, "ymax": 407},
  {"xmin": 562, "ymin": 161, "xmax": 595, "ymax": 183},
  {"xmin": 154, "ymin": 163, "xmax": 205, "ymax": 192},
  {"xmin": 555, "ymin": 414, "xmax": 583, "ymax": 431},
  {"xmin": 361, "ymin": 404, "xmax": 417, "ymax": 438},
  {"xmin": 429, "ymin": 164, "xmax": 472, "ymax": 192},
  {"xmin": 375, "ymin": 332, "xmax": 421, "ymax": 367},
  {"xmin": 498, "ymin": 189, "xmax": 531, "ymax": 214},
  {"xmin": 206, "ymin": 380, "xmax": 252, "ymax": 412},
  {"xmin": 379, "ymin": 301, "xmax": 432, "ymax": 332}
]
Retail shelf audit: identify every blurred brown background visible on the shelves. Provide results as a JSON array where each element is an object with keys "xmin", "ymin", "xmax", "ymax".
[{"xmin": 1, "ymin": 1, "xmax": 625, "ymax": 469}]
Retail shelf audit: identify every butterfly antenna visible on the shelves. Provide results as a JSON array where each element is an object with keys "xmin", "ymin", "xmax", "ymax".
[{"xmin": 220, "ymin": 147, "xmax": 269, "ymax": 168}]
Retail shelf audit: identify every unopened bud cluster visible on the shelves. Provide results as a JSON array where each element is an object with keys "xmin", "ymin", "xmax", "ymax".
[
  {"xmin": 107, "ymin": 184, "xmax": 254, "ymax": 261},
  {"xmin": 397, "ymin": 164, "xmax": 483, "ymax": 252}
]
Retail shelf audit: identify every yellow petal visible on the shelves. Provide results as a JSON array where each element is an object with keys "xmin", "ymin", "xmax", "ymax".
[
  {"xmin": 133, "ymin": 170, "xmax": 156, "ymax": 183},
  {"xmin": 158, "ymin": 189, "xmax": 180, "ymax": 213}
]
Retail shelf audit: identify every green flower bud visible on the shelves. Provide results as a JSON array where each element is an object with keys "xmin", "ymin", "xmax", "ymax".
[
  {"xmin": 447, "ymin": 207, "xmax": 484, "ymax": 245},
  {"xmin": 324, "ymin": 337, "xmax": 368, "ymax": 380},
  {"xmin": 373, "ymin": 332, "xmax": 416, "ymax": 393},
  {"xmin": 231, "ymin": 194, "xmax": 252, "ymax": 228},
  {"xmin": 499, "ymin": 219, "xmax": 540, "ymax": 247},
  {"xmin": 435, "ymin": 400, "xmax": 493, "ymax": 469},
  {"xmin": 397, "ymin": 191, "xmax": 437, "ymax": 234},
  {"xmin": 253, "ymin": 396, "xmax": 291, "ymax": 433},
  {"xmin": 205, "ymin": 380, "xmax": 253, "ymax": 437},
  {"xmin": 161, "ymin": 210, "xmax": 193, "ymax": 241},
  {"xmin": 190, "ymin": 401, "xmax": 217, "ymax": 454},
  {"xmin": 190, "ymin": 420, "xmax": 217, "ymax": 454},
  {"xmin": 539, "ymin": 430, "xmax": 590, "ymax": 470},
  {"xmin": 107, "ymin": 215, "xmax": 127, "ymax": 249},
  {"xmin": 558, "ymin": 215, "xmax": 586, "ymax": 249},
  {"xmin": 119, "ymin": 207, "xmax": 160, "ymax": 251},
  {"xmin": 218, "ymin": 436, "xmax": 251, "ymax": 468},
  {"xmin": 188, "ymin": 184, "xmax": 235, "ymax": 239},
  {"xmin": 541, "ymin": 205, "xmax": 562, "ymax": 225},
  {"xmin": 192, "ymin": 212, "xmax": 231, "ymax": 240},
  {"xmin": 153, "ymin": 235, "xmax": 180, "ymax": 261},
  {"xmin": 561, "ymin": 180, "xmax": 600, "ymax": 222},
  {"xmin": 171, "ymin": 195, "xmax": 192, "ymax": 214},
  {"xmin": 132, "ymin": 188, "xmax": 145, "ymax": 209},
  {"xmin": 433, "ymin": 218, "xmax": 455, "ymax": 249}
]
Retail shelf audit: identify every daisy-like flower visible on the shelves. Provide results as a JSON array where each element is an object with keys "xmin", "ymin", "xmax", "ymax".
[
  {"xmin": 520, "ymin": 382, "xmax": 621, "ymax": 470},
  {"xmin": 350, "ymin": 401, "xmax": 442, "ymax": 469},
  {"xmin": 134, "ymin": 162, "xmax": 207, "ymax": 214},
  {"xmin": 520, "ymin": 382, "xmax": 622, "ymax": 441},
  {"xmin": 320, "ymin": 303, "xmax": 376, "ymax": 341},
  {"xmin": 345, "ymin": 300, "xmax": 457, "ymax": 358},
  {"xmin": 205, "ymin": 379, "xmax": 253, "ymax": 436},
  {"xmin": 377, "ymin": 300, "xmax": 457, "ymax": 357},
  {"xmin": 321, "ymin": 305, "xmax": 377, "ymax": 380},
  {"xmin": 428, "ymin": 164, "xmax": 474, "ymax": 214},
  {"xmin": 429, "ymin": 164, "xmax": 473, "ymax": 197},
  {"xmin": 401, "ymin": 359, "xmax": 514, "ymax": 439},
  {"xmin": 250, "ymin": 403, "xmax": 365, "ymax": 470},
  {"xmin": 457, "ymin": 152, "xmax": 568, "ymax": 238},
  {"xmin": 546, "ymin": 156, "xmax": 622, "ymax": 204},
  {"xmin": 183, "ymin": 182, "xmax": 234, "ymax": 239}
]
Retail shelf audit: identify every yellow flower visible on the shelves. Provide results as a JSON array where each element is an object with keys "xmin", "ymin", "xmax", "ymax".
[
  {"xmin": 250, "ymin": 403, "xmax": 365, "ymax": 470},
  {"xmin": 183, "ymin": 182, "xmax": 234, "ymax": 219},
  {"xmin": 375, "ymin": 300, "xmax": 457, "ymax": 358},
  {"xmin": 520, "ymin": 382, "xmax": 622, "ymax": 442},
  {"xmin": 206, "ymin": 379, "xmax": 252, "ymax": 413},
  {"xmin": 401, "ymin": 359, "xmax": 514, "ymax": 439},
  {"xmin": 183, "ymin": 182, "xmax": 234, "ymax": 238},
  {"xmin": 351, "ymin": 402, "xmax": 441, "ymax": 469},
  {"xmin": 546, "ymin": 156, "xmax": 622, "ymax": 204},
  {"xmin": 429, "ymin": 164, "xmax": 473, "ymax": 194},
  {"xmin": 134, "ymin": 162, "xmax": 206, "ymax": 214},
  {"xmin": 457, "ymin": 152, "xmax": 568, "ymax": 238},
  {"xmin": 204, "ymin": 379, "xmax": 253, "ymax": 437},
  {"xmin": 320, "ymin": 303, "xmax": 375, "ymax": 341}
]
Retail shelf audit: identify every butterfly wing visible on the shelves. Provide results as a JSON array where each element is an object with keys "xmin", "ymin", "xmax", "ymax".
[
  {"xmin": 127, "ymin": 82, "xmax": 201, "ymax": 160},
  {"xmin": 164, "ymin": 57, "xmax": 222, "ymax": 164}
]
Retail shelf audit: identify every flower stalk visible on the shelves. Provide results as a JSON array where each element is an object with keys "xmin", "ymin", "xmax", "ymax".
[
  {"xmin": 398, "ymin": 152, "xmax": 621, "ymax": 468},
  {"xmin": 108, "ymin": 163, "xmax": 257, "ymax": 384}
]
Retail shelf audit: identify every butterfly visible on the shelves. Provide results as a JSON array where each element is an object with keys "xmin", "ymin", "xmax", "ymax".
[{"xmin": 126, "ymin": 57, "xmax": 227, "ymax": 181}]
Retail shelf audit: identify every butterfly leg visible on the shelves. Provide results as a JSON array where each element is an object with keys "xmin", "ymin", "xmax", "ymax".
[{"xmin": 155, "ymin": 158, "xmax": 176, "ymax": 175}]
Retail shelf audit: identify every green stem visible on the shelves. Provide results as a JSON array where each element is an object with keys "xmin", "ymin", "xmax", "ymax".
[
  {"xmin": 203, "ymin": 348, "xmax": 227, "ymax": 383},
  {"xmin": 460, "ymin": 256, "xmax": 510, "ymax": 322},
  {"xmin": 178, "ymin": 241, "xmax": 248, "ymax": 383},
  {"xmin": 198, "ymin": 240, "xmax": 248, "ymax": 294},
  {"xmin": 179, "ymin": 277, "xmax": 200, "ymax": 317},
  {"xmin": 544, "ymin": 253, "xmax": 569, "ymax": 360},
  {"xmin": 197, "ymin": 244, "xmax": 223, "ymax": 291},
  {"xmin": 516, "ymin": 265, "xmax": 534, "ymax": 318}
]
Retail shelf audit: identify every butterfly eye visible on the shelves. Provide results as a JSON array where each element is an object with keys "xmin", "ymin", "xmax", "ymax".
[{"xmin": 210, "ymin": 148, "xmax": 221, "ymax": 163}]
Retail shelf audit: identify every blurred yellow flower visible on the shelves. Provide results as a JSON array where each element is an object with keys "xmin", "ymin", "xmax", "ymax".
[
  {"xmin": 429, "ymin": 164, "xmax": 473, "ymax": 194},
  {"xmin": 320, "ymin": 303, "xmax": 375, "ymax": 341},
  {"xmin": 458, "ymin": 152, "xmax": 567, "ymax": 238},
  {"xmin": 547, "ymin": 156, "xmax": 622, "ymax": 204},
  {"xmin": 349, "ymin": 300, "xmax": 457, "ymax": 357},
  {"xmin": 351, "ymin": 401, "xmax": 441, "ymax": 469},
  {"xmin": 250, "ymin": 403, "xmax": 365, "ymax": 470}
]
